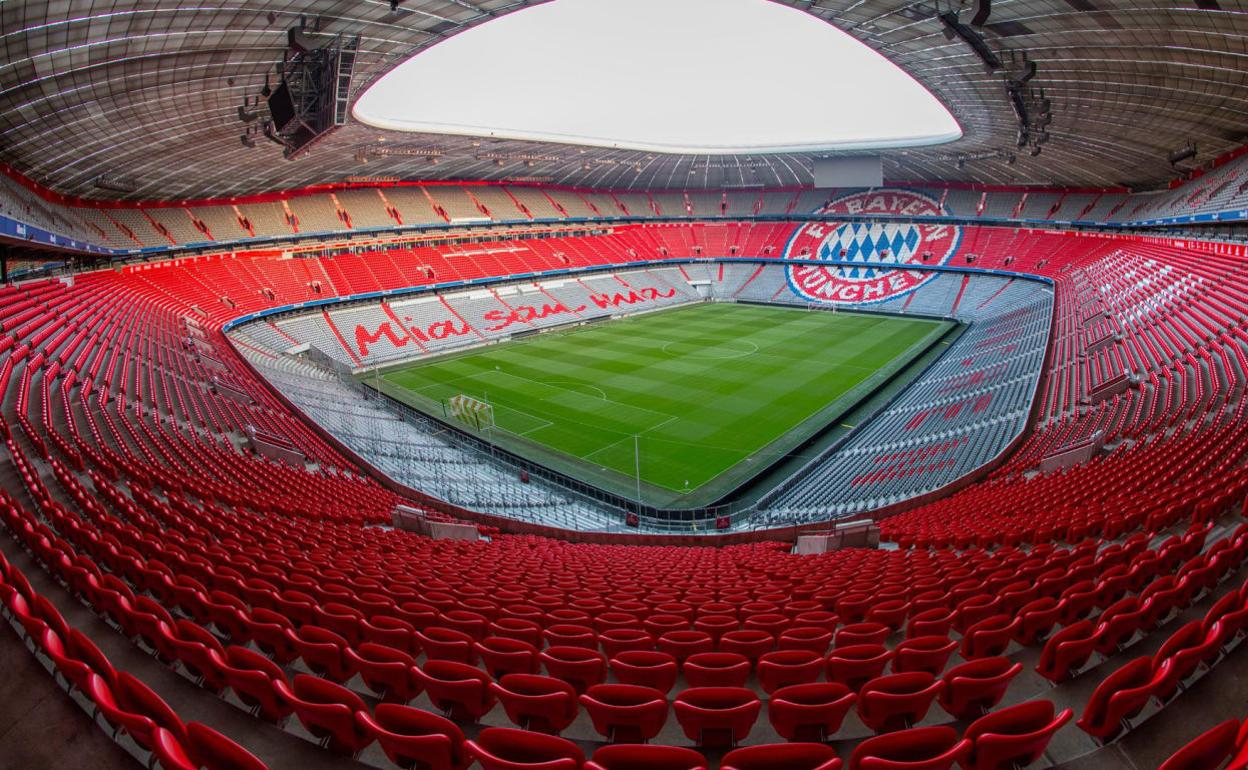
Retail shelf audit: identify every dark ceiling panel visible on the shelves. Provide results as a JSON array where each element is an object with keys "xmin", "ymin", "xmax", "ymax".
[{"xmin": 0, "ymin": 0, "xmax": 1245, "ymax": 200}]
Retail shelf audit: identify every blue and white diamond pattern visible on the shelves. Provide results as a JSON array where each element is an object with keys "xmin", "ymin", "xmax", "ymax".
[{"xmin": 818, "ymin": 223, "xmax": 922, "ymax": 281}]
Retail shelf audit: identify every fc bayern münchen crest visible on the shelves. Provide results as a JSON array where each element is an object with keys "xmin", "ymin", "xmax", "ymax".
[{"xmin": 783, "ymin": 189, "xmax": 961, "ymax": 305}]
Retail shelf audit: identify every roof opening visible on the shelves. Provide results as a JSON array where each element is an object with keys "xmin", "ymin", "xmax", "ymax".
[{"xmin": 354, "ymin": 0, "xmax": 961, "ymax": 154}]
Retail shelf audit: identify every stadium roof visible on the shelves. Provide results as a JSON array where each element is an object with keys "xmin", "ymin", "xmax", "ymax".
[{"xmin": 3, "ymin": 0, "xmax": 1247, "ymax": 200}]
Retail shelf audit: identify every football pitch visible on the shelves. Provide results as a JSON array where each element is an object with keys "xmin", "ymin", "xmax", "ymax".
[{"xmin": 371, "ymin": 302, "xmax": 952, "ymax": 506}]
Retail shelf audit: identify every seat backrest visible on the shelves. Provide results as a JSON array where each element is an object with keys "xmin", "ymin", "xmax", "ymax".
[
  {"xmin": 585, "ymin": 744, "xmax": 706, "ymax": 770},
  {"xmin": 469, "ymin": 727, "xmax": 584, "ymax": 769},
  {"xmin": 186, "ymin": 722, "xmax": 270, "ymax": 770},
  {"xmin": 722, "ymin": 742, "xmax": 842, "ymax": 770}
]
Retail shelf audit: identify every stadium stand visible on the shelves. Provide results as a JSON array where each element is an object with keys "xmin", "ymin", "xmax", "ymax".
[{"xmin": 4, "ymin": 214, "xmax": 1248, "ymax": 770}]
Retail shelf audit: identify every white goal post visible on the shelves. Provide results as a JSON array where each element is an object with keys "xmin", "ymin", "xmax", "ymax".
[{"xmin": 446, "ymin": 393, "xmax": 495, "ymax": 430}]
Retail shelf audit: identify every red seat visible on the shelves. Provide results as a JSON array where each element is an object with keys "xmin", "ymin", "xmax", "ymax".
[
  {"xmin": 492, "ymin": 674, "xmax": 580, "ymax": 734},
  {"xmin": 314, "ymin": 601, "xmax": 364, "ymax": 646},
  {"xmin": 161, "ymin": 619, "xmax": 227, "ymax": 692},
  {"xmin": 344, "ymin": 642, "xmax": 422, "ymax": 702},
  {"xmin": 87, "ymin": 671, "xmax": 187, "ymax": 752},
  {"xmin": 906, "ymin": 608, "xmax": 955, "ymax": 640},
  {"xmin": 938, "ymin": 657, "xmax": 1023, "ymax": 720},
  {"xmin": 610, "ymin": 650, "xmax": 679, "ymax": 693},
  {"xmin": 413, "ymin": 659, "xmax": 497, "ymax": 722},
  {"xmin": 891, "ymin": 636, "xmax": 957, "ymax": 677},
  {"xmin": 585, "ymin": 744, "xmax": 706, "ymax": 770},
  {"xmin": 579, "ymin": 683, "xmax": 669, "ymax": 743},
  {"xmin": 683, "ymin": 652, "xmax": 751, "ymax": 687},
  {"xmin": 757, "ymin": 649, "xmax": 824, "ymax": 694},
  {"xmin": 1203, "ymin": 590, "xmax": 1248, "ymax": 641},
  {"xmin": 477, "ymin": 636, "xmax": 542, "ymax": 679},
  {"xmin": 778, "ymin": 626, "xmax": 834, "ymax": 655},
  {"xmin": 718, "ymin": 629, "xmax": 774, "ymax": 662},
  {"xmin": 286, "ymin": 625, "xmax": 353, "ymax": 683},
  {"xmin": 1013, "ymin": 598, "xmax": 1062, "ymax": 645},
  {"xmin": 1035, "ymin": 620, "xmax": 1098, "ymax": 683},
  {"xmin": 466, "ymin": 727, "xmax": 585, "ymax": 770},
  {"xmin": 243, "ymin": 608, "xmax": 298, "ymax": 664},
  {"xmin": 1093, "ymin": 597, "xmax": 1147, "ymax": 654},
  {"xmin": 657, "ymin": 630, "xmax": 714, "ymax": 663},
  {"xmin": 492, "ymin": 617, "xmax": 545, "ymax": 648},
  {"xmin": 275, "ymin": 673, "xmax": 373, "ymax": 756},
  {"xmin": 184, "ymin": 721, "xmax": 269, "ymax": 770},
  {"xmin": 768, "ymin": 682, "xmax": 857, "ymax": 742},
  {"xmin": 962, "ymin": 700, "xmax": 1073, "ymax": 770},
  {"xmin": 212, "ymin": 646, "xmax": 293, "ymax": 723},
  {"xmin": 416, "ymin": 626, "xmax": 479, "ymax": 664},
  {"xmin": 835, "ymin": 622, "xmax": 890, "ymax": 648},
  {"xmin": 857, "ymin": 672, "xmax": 945, "ymax": 733},
  {"xmin": 600, "ymin": 628, "xmax": 655, "ymax": 658},
  {"xmin": 1152, "ymin": 620, "xmax": 1225, "ymax": 700},
  {"xmin": 361, "ymin": 614, "xmax": 419, "ymax": 655},
  {"xmin": 672, "ymin": 686, "xmax": 762, "ymax": 748},
  {"xmin": 694, "ymin": 615, "xmax": 739, "ymax": 645},
  {"xmin": 356, "ymin": 703, "xmax": 470, "ymax": 770},
  {"xmin": 722, "ymin": 743, "xmax": 842, "ymax": 770},
  {"xmin": 545, "ymin": 623, "xmax": 598, "ymax": 650},
  {"xmin": 1157, "ymin": 718, "xmax": 1239, "ymax": 770},
  {"xmin": 826, "ymin": 644, "xmax": 894, "ymax": 691},
  {"xmin": 1076, "ymin": 656, "xmax": 1169, "ymax": 741},
  {"xmin": 540, "ymin": 646, "xmax": 607, "ymax": 693},
  {"xmin": 201, "ymin": 591, "xmax": 250, "ymax": 643},
  {"xmin": 960, "ymin": 615, "xmax": 1020, "ymax": 659},
  {"xmin": 442, "ymin": 609, "xmax": 490, "ymax": 641},
  {"xmin": 153, "ymin": 727, "xmax": 197, "ymax": 770},
  {"xmin": 848, "ymin": 726, "xmax": 971, "ymax": 770},
  {"xmin": 866, "ymin": 599, "xmax": 911, "ymax": 631},
  {"xmin": 65, "ymin": 628, "xmax": 118, "ymax": 691},
  {"xmin": 40, "ymin": 628, "xmax": 92, "ymax": 694}
]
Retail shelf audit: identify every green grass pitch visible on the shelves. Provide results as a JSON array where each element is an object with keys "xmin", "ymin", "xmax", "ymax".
[{"xmin": 376, "ymin": 303, "xmax": 947, "ymax": 501}]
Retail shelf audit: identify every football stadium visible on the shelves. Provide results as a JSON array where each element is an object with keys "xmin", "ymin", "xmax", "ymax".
[{"xmin": 3, "ymin": 1, "xmax": 1248, "ymax": 769}]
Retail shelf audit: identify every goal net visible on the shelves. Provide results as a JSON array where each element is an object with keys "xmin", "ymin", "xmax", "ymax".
[{"xmin": 447, "ymin": 393, "xmax": 495, "ymax": 431}]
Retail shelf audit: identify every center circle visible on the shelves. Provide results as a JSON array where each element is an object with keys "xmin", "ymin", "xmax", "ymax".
[{"xmin": 661, "ymin": 339, "xmax": 759, "ymax": 360}]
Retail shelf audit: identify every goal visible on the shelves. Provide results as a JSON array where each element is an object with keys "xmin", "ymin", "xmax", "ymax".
[{"xmin": 446, "ymin": 393, "xmax": 495, "ymax": 431}]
